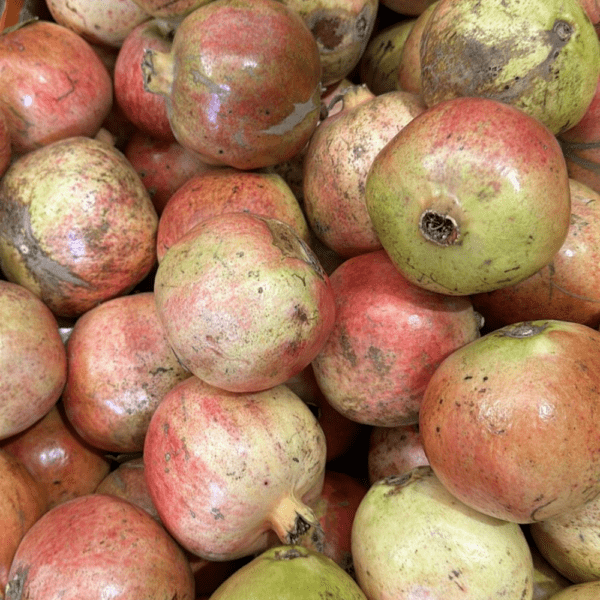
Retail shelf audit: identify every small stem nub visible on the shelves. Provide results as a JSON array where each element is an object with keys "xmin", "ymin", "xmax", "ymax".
[{"xmin": 419, "ymin": 210, "xmax": 460, "ymax": 246}]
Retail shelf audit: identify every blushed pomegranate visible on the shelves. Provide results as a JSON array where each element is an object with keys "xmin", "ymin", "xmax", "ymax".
[{"xmin": 143, "ymin": 376, "xmax": 327, "ymax": 561}]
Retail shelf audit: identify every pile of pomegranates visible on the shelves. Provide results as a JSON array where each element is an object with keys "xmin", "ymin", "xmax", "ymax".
[{"xmin": 2, "ymin": 0, "xmax": 600, "ymax": 598}]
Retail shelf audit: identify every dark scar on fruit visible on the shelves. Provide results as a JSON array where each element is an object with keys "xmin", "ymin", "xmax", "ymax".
[
  {"xmin": 260, "ymin": 217, "xmax": 326, "ymax": 281},
  {"xmin": 0, "ymin": 194, "xmax": 91, "ymax": 290}
]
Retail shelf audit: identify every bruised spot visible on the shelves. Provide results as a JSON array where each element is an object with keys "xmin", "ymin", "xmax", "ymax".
[{"xmin": 259, "ymin": 217, "xmax": 326, "ymax": 280}]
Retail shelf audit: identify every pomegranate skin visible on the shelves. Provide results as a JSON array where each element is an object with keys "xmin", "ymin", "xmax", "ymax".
[
  {"xmin": 420, "ymin": 319, "xmax": 600, "ymax": 523},
  {"xmin": 124, "ymin": 129, "xmax": 214, "ymax": 215},
  {"xmin": 143, "ymin": 377, "xmax": 327, "ymax": 561},
  {"xmin": 471, "ymin": 178, "xmax": 600, "ymax": 330},
  {"xmin": 62, "ymin": 292, "xmax": 191, "ymax": 453},
  {"xmin": 154, "ymin": 212, "xmax": 336, "ymax": 393},
  {"xmin": 1, "ymin": 402, "xmax": 111, "ymax": 510},
  {"xmin": 312, "ymin": 250, "xmax": 481, "ymax": 426},
  {"xmin": 0, "ymin": 449, "xmax": 47, "ymax": 595},
  {"xmin": 0, "ymin": 281, "xmax": 67, "ymax": 440},
  {"xmin": 142, "ymin": 0, "xmax": 322, "ymax": 170},
  {"xmin": 114, "ymin": 19, "xmax": 176, "ymax": 141},
  {"xmin": 156, "ymin": 167, "xmax": 311, "ymax": 261},
  {"xmin": 4, "ymin": 493, "xmax": 195, "ymax": 600},
  {"xmin": 0, "ymin": 136, "xmax": 158, "ymax": 318},
  {"xmin": 0, "ymin": 20, "xmax": 113, "ymax": 155}
]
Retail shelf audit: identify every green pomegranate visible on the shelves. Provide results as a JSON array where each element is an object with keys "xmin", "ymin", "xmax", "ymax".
[
  {"xmin": 209, "ymin": 545, "xmax": 367, "ymax": 599},
  {"xmin": 420, "ymin": 0, "xmax": 600, "ymax": 134},
  {"xmin": 365, "ymin": 96, "xmax": 571, "ymax": 296}
]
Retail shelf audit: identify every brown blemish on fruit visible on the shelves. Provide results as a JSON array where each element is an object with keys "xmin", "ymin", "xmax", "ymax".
[
  {"xmin": 0, "ymin": 195, "xmax": 91, "ymax": 292},
  {"xmin": 261, "ymin": 217, "xmax": 326, "ymax": 280},
  {"xmin": 423, "ymin": 17, "xmax": 574, "ymax": 108}
]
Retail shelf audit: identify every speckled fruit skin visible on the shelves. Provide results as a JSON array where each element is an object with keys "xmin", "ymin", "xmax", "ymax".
[
  {"xmin": 114, "ymin": 19, "xmax": 176, "ymax": 142},
  {"xmin": 420, "ymin": 0, "xmax": 600, "ymax": 135},
  {"xmin": 351, "ymin": 467, "xmax": 534, "ymax": 600},
  {"xmin": 156, "ymin": 167, "xmax": 311, "ymax": 261},
  {"xmin": 209, "ymin": 545, "xmax": 367, "ymax": 600},
  {"xmin": 1, "ymin": 403, "xmax": 111, "ymax": 510},
  {"xmin": 0, "ymin": 281, "xmax": 66, "ymax": 441},
  {"xmin": 46, "ymin": 0, "xmax": 150, "ymax": 48},
  {"xmin": 367, "ymin": 424, "xmax": 429, "ymax": 484},
  {"xmin": 0, "ymin": 136, "xmax": 158, "ymax": 318},
  {"xmin": 303, "ymin": 85, "xmax": 426, "ymax": 258},
  {"xmin": 143, "ymin": 377, "xmax": 327, "ymax": 561},
  {"xmin": 280, "ymin": 0, "xmax": 378, "ymax": 87},
  {"xmin": 131, "ymin": 0, "xmax": 212, "ymax": 19},
  {"xmin": 359, "ymin": 19, "xmax": 414, "ymax": 95},
  {"xmin": 124, "ymin": 130, "xmax": 214, "ymax": 215},
  {"xmin": 471, "ymin": 178, "xmax": 600, "ymax": 330},
  {"xmin": 544, "ymin": 581, "xmax": 600, "ymax": 599},
  {"xmin": 154, "ymin": 212, "xmax": 336, "ymax": 393},
  {"xmin": 311, "ymin": 250, "xmax": 481, "ymax": 427},
  {"xmin": 530, "ymin": 492, "xmax": 600, "ymax": 583},
  {"xmin": 142, "ymin": 0, "xmax": 322, "ymax": 170},
  {"xmin": 4, "ymin": 493, "xmax": 195, "ymax": 600},
  {"xmin": 0, "ymin": 20, "xmax": 113, "ymax": 155},
  {"xmin": 62, "ymin": 292, "xmax": 191, "ymax": 454},
  {"xmin": 309, "ymin": 470, "xmax": 368, "ymax": 570},
  {"xmin": 0, "ymin": 449, "xmax": 47, "ymax": 596},
  {"xmin": 420, "ymin": 320, "xmax": 600, "ymax": 524},
  {"xmin": 365, "ymin": 97, "xmax": 571, "ymax": 296}
]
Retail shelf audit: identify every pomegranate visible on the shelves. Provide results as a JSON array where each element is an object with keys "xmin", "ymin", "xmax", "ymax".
[
  {"xmin": 420, "ymin": 0, "xmax": 600, "ymax": 134},
  {"xmin": 0, "ymin": 20, "xmax": 113, "ymax": 154},
  {"xmin": 280, "ymin": 0, "xmax": 379, "ymax": 87},
  {"xmin": 209, "ymin": 545, "xmax": 367, "ymax": 599},
  {"xmin": 309, "ymin": 470, "xmax": 368, "ymax": 571},
  {"xmin": 141, "ymin": 0, "xmax": 322, "ymax": 169},
  {"xmin": 1, "ymin": 402, "xmax": 111, "ymax": 510},
  {"xmin": 351, "ymin": 466, "xmax": 534, "ymax": 599},
  {"xmin": 124, "ymin": 129, "xmax": 214, "ymax": 215},
  {"xmin": 95, "ymin": 457, "xmax": 161, "ymax": 522},
  {"xmin": 367, "ymin": 424, "xmax": 429, "ymax": 484},
  {"xmin": 530, "ymin": 491, "xmax": 600, "ymax": 583},
  {"xmin": 156, "ymin": 167, "xmax": 311, "ymax": 261},
  {"xmin": 143, "ymin": 376, "xmax": 327, "ymax": 561},
  {"xmin": 396, "ymin": 1, "xmax": 437, "ymax": 94},
  {"xmin": 0, "ymin": 280, "xmax": 66, "ymax": 441},
  {"xmin": 95, "ymin": 457, "xmax": 242, "ymax": 596},
  {"xmin": 559, "ymin": 75, "xmax": 600, "ymax": 195},
  {"xmin": 130, "ymin": 0, "xmax": 212, "ymax": 19},
  {"xmin": 284, "ymin": 364, "xmax": 363, "ymax": 462},
  {"xmin": 311, "ymin": 250, "xmax": 481, "ymax": 426},
  {"xmin": 531, "ymin": 545, "xmax": 570, "ymax": 600},
  {"xmin": 420, "ymin": 319, "xmax": 600, "ymax": 523},
  {"xmin": 46, "ymin": 0, "xmax": 150, "ymax": 48},
  {"xmin": 0, "ymin": 109, "xmax": 10, "ymax": 178},
  {"xmin": 0, "ymin": 136, "xmax": 158, "ymax": 318},
  {"xmin": 471, "ymin": 178, "xmax": 600, "ymax": 330},
  {"xmin": 359, "ymin": 19, "xmax": 415, "ymax": 95},
  {"xmin": 365, "ymin": 97, "xmax": 571, "ymax": 295},
  {"xmin": 62, "ymin": 292, "xmax": 191, "ymax": 453},
  {"xmin": 4, "ymin": 493, "xmax": 195, "ymax": 600},
  {"xmin": 154, "ymin": 212, "xmax": 336, "ymax": 393},
  {"xmin": 303, "ymin": 85, "xmax": 426, "ymax": 257},
  {"xmin": 114, "ymin": 18, "xmax": 176, "ymax": 141},
  {"xmin": 541, "ymin": 582, "xmax": 600, "ymax": 599},
  {"xmin": 0, "ymin": 449, "xmax": 47, "ymax": 595}
]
